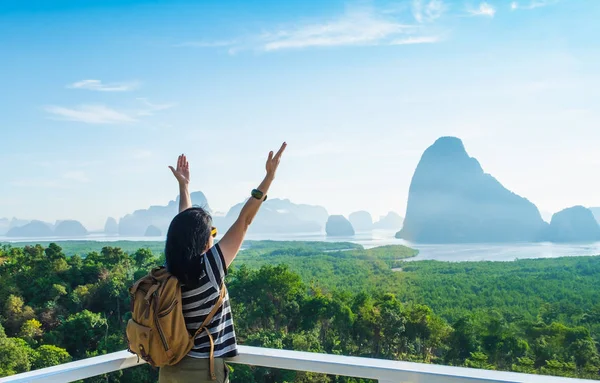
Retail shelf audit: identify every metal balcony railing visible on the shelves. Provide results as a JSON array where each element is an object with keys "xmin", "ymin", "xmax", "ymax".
[{"xmin": 0, "ymin": 346, "xmax": 596, "ymax": 383}]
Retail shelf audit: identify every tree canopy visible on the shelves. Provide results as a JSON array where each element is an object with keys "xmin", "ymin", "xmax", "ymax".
[{"xmin": 0, "ymin": 241, "xmax": 599, "ymax": 382}]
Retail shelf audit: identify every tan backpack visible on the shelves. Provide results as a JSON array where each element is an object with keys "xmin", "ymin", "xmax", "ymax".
[{"xmin": 126, "ymin": 266, "xmax": 226, "ymax": 380}]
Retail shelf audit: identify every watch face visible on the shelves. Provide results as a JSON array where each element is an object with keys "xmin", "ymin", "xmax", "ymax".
[{"xmin": 252, "ymin": 189, "xmax": 263, "ymax": 199}]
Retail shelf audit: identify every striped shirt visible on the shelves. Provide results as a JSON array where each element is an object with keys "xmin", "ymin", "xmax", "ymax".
[{"xmin": 180, "ymin": 243, "xmax": 238, "ymax": 358}]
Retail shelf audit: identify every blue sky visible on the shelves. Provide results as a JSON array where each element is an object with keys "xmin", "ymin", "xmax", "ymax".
[{"xmin": 1, "ymin": 0, "xmax": 599, "ymax": 230}]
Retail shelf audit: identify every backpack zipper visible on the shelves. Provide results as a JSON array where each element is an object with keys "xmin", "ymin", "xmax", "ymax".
[
  {"xmin": 157, "ymin": 299, "xmax": 178, "ymax": 318},
  {"xmin": 153, "ymin": 291, "xmax": 170, "ymax": 351}
]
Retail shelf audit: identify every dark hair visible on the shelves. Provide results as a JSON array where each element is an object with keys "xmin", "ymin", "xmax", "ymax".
[{"xmin": 165, "ymin": 207, "xmax": 213, "ymax": 286}]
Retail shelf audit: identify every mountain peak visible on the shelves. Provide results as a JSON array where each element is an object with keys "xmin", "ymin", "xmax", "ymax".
[
  {"xmin": 398, "ymin": 137, "xmax": 546, "ymax": 243},
  {"xmin": 432, "ymin": 136, "xmax": 466, "ymax": 152},
  {"xmin": 543, "ymin": 206, "xmax": 600, "ymax": 242},
  {"xmin": 424, "ymin": 136, "xmax": 469, "ymax": 159}
]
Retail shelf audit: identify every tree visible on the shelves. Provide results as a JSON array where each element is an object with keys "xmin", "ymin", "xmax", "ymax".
[
  {"xmin": 512, "ymin": 356, "xmax": 536, "ymax": 374},
  {"xmin": 465, "ymin": 352, "xmax": 495, "ymax": 370},
  {"xmin": 0, "ymin": 336, "xmax": 34, "ymax": 377},
  {"xmin": 445, "ymin": 317, "xmax": 479, "ymax": 364},
  {"xmin": 47, "ymin": 310, "xmax": 107, "ymax": 358},
  {"xmin": 45, "ymin": 243, "xmax": 66, "ymax": 262},
  {"xmin": 19, "ymin": 319, "xmax": 43, "ymax": 346},
  {"xmin": 230, "ymin": 264, "xmax": 304, "ymax": 332},
  {"xmin": 2, "ymin": 241, "xmax": 600, "ymax": 381},
  {"xmin": 51, "ymin": 284, "xmax": 68, "ymax": 302},
  {"xmin": 350, "ymin": 292, "xmax": 378, "ymax": 356},
  {"xmin": 133, "ymin": 248, "xmax": 154, "ymax": 269},
  {"xmin": 229, "ymin": 365, "xmax": 257, "ymax": 383},
  {"xmin": 32, "ymin": 345, "xmax": 71, "ymax": 369},
  {"xmin": 404, "ymin": 304, "xmax": 447, "ymax": 361},
  {"xmin": 541, "ymin": 359, "xmax": 577, "ymax": 378},
  {"xmin": 378, "ymin": 293, "xmax": 406, "ymax": 359},
  {"xmin": 70, "ymin": 284, "xmax": 92, "ymax": 311},
  {"xmin": 3, "ymin": 294, "xmax": 35, "ymax": 335}
]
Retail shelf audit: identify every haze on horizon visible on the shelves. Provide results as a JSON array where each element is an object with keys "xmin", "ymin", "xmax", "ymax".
[{"xmin": 1, "ymin": 0, "xmax": 599, "ymax": 230}]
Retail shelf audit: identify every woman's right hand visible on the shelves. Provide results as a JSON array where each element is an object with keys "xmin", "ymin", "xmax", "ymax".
[
  {"xmin": 169, "ymin": 154, "xmax": 190, "ymax": 185},
  {"xmin": 266, "ymin": 142, "xmax": 287, "ymax": 179}
]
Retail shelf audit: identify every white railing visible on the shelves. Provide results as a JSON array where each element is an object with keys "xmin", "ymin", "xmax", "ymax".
[{"xmin": 1, "ymin": 346, "xmax": 596, "ymax": 383}]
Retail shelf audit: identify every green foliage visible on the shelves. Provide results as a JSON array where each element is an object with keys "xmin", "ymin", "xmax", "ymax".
[
  {"xmin": 395, "ymin": 257, "xmax": 600, "ymax": 323},
  {"xmin": 0, "ymin": 336, "xmax": 33, "ymax": 376},
  {"xmin": 3, "ymin": 294, "xmax": 35, "ymax": 335},
  {"xmin": 19, "ymin": 319, "xmax": 43, "ymax": 345},
  {"xmin": 46, "ymin": 310, "xmax": 108, "ymax": 358},
  {"xmin": 32, "ymin": 345, "xmax": 71, "ymax": 369},
  {"xmin": 235, "ymin": 244, "xmax": 415, "ymax": 293},
  {"xmin": 0, "ymin": 241, "xmax": 599, "ymax": 382},
  {"xmin": 0, "ymin": 241, "xmax": 167, "ymax": 257},
  {"xmin": 465, "ymin": 352, "xmax": 495, "ymax": 370}
]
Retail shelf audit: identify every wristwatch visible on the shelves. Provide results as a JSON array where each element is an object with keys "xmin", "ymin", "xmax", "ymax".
[{"xmin": 251, "ymin": 189, "xmax": 267, "ymax": 201}]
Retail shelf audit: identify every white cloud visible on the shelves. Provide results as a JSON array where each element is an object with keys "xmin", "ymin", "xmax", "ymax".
[
  {"xmin": 510, "ymin": 0, "xmax": 558, "ymax": 11},
  {"xmin": 260, "ymin": 6, "xmax": 439, "ymax": 51},
  {"xmin": 136, "ymin": 98, "xmax": 176, "ymax": 116},
  {"xmin": 44, "ymin": 104, "xmax": 137, "ymax": 124},
  {"xmin": 468, "ymin": 2, "xmax": 496, "ymax": 17},
  {"xmin": 67, "ymin": 79, "xmax": 139, "ymax": 92},
  {"xmin": 413, "ymin": 0, "xmax": 445, "ymax": 23},
  {"xmin": 391, "ymin": 35, "xmax": 442, "ymax": 45},
  {"xmin": 44, "ymin": 99, "xmax": 174, "ymax": 124},
  {"xmin": 179, "ymin": 5, "xmax": 444, "ymax": 53}
]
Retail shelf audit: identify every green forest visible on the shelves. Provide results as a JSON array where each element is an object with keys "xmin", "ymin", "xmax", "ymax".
[{"xmin": 1, "ymin": 241, "xmax": 599, "ymax": 382}]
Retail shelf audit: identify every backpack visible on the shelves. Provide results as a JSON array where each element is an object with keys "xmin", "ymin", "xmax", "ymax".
[{"xmin": 126, "ymin": 266, "xmax": 226, "ymax": 380}]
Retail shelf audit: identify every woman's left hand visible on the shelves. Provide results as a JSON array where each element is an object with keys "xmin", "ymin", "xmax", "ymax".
[{"xmin": 169, "ymin": 154, "xmax": 190, "ymax": 185}]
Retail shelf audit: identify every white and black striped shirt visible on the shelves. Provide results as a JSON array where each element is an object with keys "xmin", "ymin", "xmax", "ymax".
[{"xmin": 181, "ymin": 243, "xmax": 238, "ymax": 358}]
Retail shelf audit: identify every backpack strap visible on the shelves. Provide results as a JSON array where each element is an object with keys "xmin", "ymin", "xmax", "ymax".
[
  {"xmin": 192, "ymin": 282, "xmax": 227, "ymax": 381},
  {"xmin": 129, "ymin": 276, "xmax": 146, "ymax": 295},
  {"xmin": 130, "ymin": 267, "xmax": 166, "ymax": 295},
  {"xmin": 144, "ymin": 283, "xmax": 160, "ymax": 302},
  {"xmin": 150, "ymin": 266, "xmax": 171, "ymax": 281}
]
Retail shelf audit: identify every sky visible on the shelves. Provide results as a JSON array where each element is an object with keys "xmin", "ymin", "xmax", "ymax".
[{"xmin": 1, "ymin": 0, "xmax": 599, "ymax": 230}]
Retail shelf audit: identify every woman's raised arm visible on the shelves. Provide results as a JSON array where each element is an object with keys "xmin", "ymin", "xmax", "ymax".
[
  {"xmin": 169, "ymin": 154, "xmax": 192, "ymax": 213},
  {"xmin": 218, "ymin": 142, "xmax": 287, "ymax": 267}
]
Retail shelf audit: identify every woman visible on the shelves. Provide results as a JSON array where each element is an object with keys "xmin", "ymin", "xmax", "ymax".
[{"xmin": 159, "ymin": 142, "xmax": 287, "ymax": 383}]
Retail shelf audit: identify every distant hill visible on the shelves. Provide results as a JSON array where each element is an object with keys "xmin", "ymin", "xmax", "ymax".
[
  {"xmin": 349, "ymin": 211, "xmax": 373, "ymax": 231},
  {"xmin": 116, "ymin": 194, "xmax": 328, "ymax": 236},
  {"xmin": 144, "ymin": 225, "xmax": 162, "ymax": 237},
  {"xmin": 542, "ymin": 206, "xmax": 600, "ymax": 243},
  {"xmin": 216, "ymin": 198, "xmax": 328, "ymax": 234},
  {"xmin": 0, "ymin": 218, "xmax": 8, "ymax": 235},
  {"xmin": 6, "ymin": 220, "xmax": 53, "ymax": 237},
  {"xmin": 104, "ymin": 217, "xmax": 119, "ymax": 235},
  {"xmin": 0, "ymin": 218, "xmax": 30, "ymax": 236},
  {"xmin": 373, "ymin": 212, "xmax": 404, "ymax": 231},
  {"xmin": 397, "ymin": 137, "xmax": 547, "ymax": 243},
  {"xmin": 266, "ymin": 198, "xmax": 329, "ymax": 227},
  {"xmin": 590, "ymin": 207, "xmax": 600, "ymax": 226},
  {"xmin": 54, "ymin": 220, "xmax": 88, "ymax": 237},
  {"xmin": 326, "ymin": 215, "xmax": 355, "ymax": 236},
  {"xmin": 118, "ymin": 191, "xmax": 210, "ymax": 236}
]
